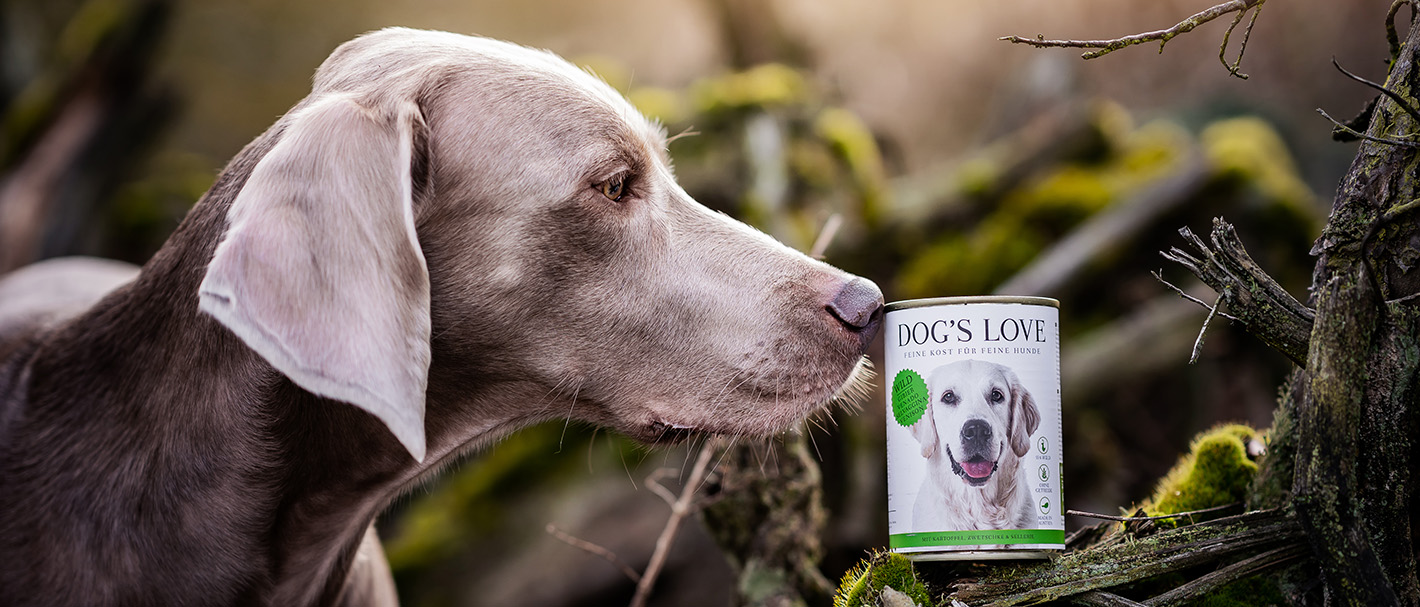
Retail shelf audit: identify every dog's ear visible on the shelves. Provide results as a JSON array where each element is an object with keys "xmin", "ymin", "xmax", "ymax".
[
  {"xmin": 909, "ymin": 394, "xmax": 939, "ymax": 459},
  {"xmin": 1007, "ymin": 373, "xmax": 1041, "ymax": 457},
  {"xmin": 198, "ymin": 93, "xmax": 431, "ymax": 462}
]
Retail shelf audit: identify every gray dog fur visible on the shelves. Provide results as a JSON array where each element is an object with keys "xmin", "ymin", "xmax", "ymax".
[{"xmin": 0, "ymin": 28, "xmax": 882, "ymax": 606}]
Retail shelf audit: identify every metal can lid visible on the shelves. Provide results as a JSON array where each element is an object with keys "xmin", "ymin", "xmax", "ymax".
[{"xmin": 885, "ymin": 295, "xmax": 1060, "ymax": 312}]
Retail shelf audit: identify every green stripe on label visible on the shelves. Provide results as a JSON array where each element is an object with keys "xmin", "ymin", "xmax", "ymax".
[{"xmin": 890, "ymin": 529, "xmax": 1065, "ymax": 549}]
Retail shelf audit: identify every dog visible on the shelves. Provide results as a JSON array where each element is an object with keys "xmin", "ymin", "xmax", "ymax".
[
  {"xmin": 908, "ymin": 360, "xmax": 1039, "ymax": 534},
  {"xmin": 0, "ymin": 28, "xmax": 883, "ymax": 607}
]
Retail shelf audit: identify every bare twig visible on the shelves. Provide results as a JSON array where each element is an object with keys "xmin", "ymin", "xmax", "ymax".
[
  {"xmin": 1152, "ymin": 271, "xmax": 1241, "ymax": 322},
  {"xmin": 1067, "ymin": 503, "xmax": 1242, "ymax": 523},
  {"xmin": 1389, "ymin": 0, "xmax": 1416, "ymax": 65},
  {"xmin": 809, "ymin": 213, "xmax": 843, "ymax": 260},
  {"xmin": 665, "ymin": 126, "xmax": 701, "ymax": 146},
  {"xmin": 1189, "ymin": 289, "xmax": 1227, "ymax": 364},
  {"xmin": 1001, "ymin": 0, "xmax": 1265, "ymax": 78},
  {"xmin": 630, "ymin": 438, "xmax": 724, "ymax": 607},
  {"xmin": 1332, "ymin": 57, "xmax": 1420, "ymax": 126},
  {"xmin": 545, "ymin": 524, "xmax": 643, "ymax": 583},
  {"xmin": 1218, "ymin": 0, "xmax": 1263, "ymax": 79},
  {"xmin": 1072, "ymin": 591, "xmax": 1148, "ymax": 607},
  {"xmin": 1317, "ymin": 107, "xmax": 1420, "ymax": 148}
]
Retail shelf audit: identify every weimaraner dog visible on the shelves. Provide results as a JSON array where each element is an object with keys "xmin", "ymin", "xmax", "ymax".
[{"xmin": 0, "ymin": 28, "xmax": 882, "ymax": 606}]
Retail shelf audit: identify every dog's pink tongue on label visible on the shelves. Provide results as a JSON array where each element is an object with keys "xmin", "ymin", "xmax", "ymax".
[{"xmin": 961, "ymin": 460, "xmax": 994, "ymax": 479}]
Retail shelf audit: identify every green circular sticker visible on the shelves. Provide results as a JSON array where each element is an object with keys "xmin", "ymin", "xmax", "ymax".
[{"xmin": 891, "ymin": 369, "xmax": 928, "ymax": 427}]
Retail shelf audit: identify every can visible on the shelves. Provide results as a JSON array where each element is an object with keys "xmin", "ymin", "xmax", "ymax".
[{"xmin": 884, "ymin": 296, "xmax": 1064, "ymax": 560}]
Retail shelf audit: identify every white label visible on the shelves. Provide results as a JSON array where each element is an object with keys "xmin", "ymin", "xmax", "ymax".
[{"xmin": 885, "ymin": 302, "xmax": 1064, "ymax": 554}]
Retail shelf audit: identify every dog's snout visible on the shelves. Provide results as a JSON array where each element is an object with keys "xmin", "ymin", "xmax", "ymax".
[
  {"xmin": 827, "ymin": 277, "xmax": 884, "ymax": 334},
  {"xmin": 961, "ymin": 419, "xmax": 993, "ymax": 451}
]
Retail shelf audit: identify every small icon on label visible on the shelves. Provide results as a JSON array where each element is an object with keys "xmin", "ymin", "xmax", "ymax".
[
  {"xmin": 1039, "ymin": 497, "xmax": 1051, "ymax": 514},
  {"xmin": 1038, "ymin": 464, "xmax": 1049, "ymax": 482},
  {"xmin": 1038, "ymin": 436, "xmax": 1048, "ymax": 454}
]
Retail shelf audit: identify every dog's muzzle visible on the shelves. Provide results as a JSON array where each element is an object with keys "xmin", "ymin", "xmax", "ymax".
[{"xmin": 946, "ymin": 445, "xmax": 999, "ymax": 487}]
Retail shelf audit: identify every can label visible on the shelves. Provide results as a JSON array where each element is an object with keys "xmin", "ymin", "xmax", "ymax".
[{"xmin": 885, "ymin": 298, "xmax": 1064, "ymax": 558}]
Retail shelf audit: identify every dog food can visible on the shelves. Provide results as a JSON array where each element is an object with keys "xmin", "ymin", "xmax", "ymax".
[{"xmin": 884, "ymin": 296, "xmax": 1064, "ymax": 560}]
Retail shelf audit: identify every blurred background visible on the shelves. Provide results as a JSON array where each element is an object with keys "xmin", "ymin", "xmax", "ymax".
[{"xmin": 0, "ymin": 0, "xmax": 1390, "ymax": 605}]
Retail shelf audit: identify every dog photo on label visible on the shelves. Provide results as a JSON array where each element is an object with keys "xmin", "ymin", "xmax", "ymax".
[
  {"xmin": 909, "ymin": 360, "xmax": 1040, "ymax": 534},
  {"xmin": 0, "ymin": 28, "xmax": 883, "ymax": 607}
]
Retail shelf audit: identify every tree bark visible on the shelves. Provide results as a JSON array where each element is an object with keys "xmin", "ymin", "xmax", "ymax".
[{"xmin": 1281, "ymin": 8, "xmax": 1420, "ymax": 605}]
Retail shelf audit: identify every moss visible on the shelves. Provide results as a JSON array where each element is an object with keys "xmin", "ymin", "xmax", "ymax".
[
  {"xmin": 896, "ymin": 213, "xmax": 1049, "ymax": 297},
  {"xmin": 626, "ymin": 86, "xmax": 688, "ymax": 125},
  {"xmin": 894, "ymin": 111, "xmax": 1193, "ymax": 298},
  {"xmin": 1143, "ymin": 423, "xmax": 1262, "ymax": 525},
  {"xmin": 1202, "ymin": 117, "xmax": 1316, "ymax": 213},
  {"xmin": 954, "ymin": 155, "xmax": 1003, "ymax": 199},
  {"xmin": 834, "ymin": 552, "xmax": 933, "ymax": 607},
  {"xmin": 692, "ymin": 63, "xmax": 810, "ymax": 114},
  {"xmin": 814, "ymin": 107, "xmax": 890, "ymax": 222},
  {"xmin": 834, "ymin": 558, "xmax": 872, "ymax": 607}
]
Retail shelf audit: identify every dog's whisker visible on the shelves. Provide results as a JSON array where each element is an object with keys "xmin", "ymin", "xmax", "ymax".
[
  {"xmin": 557, "ymin": 381, "xmax": 583, "ymax": 453},
  {"xmin": 804, "ymin": 420, "xmax": 825, "ymax": 462},
  {"xmin": 617, "ymin": 440, "xmax": 639, "ymax": 490}
]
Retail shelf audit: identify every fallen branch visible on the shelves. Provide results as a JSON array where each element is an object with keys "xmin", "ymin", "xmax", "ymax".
[
  {"xmin": 948, "ymin": 509, "xmax": 1305, "ymax": 606},
  {"xmin": 1067, "ymin": 503, "xmax": 1241, "ymax": 523}
]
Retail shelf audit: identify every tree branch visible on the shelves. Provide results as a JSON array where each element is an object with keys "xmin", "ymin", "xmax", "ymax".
[
  {"xmin": 1000, "ymin": 0, "xmax": 1265, "ymax": 78},
  {"xmin": 1160, "ymin": 218, "xmax": 1314, "ymax": 367},
  {"xmin": 630, "ymin": 438, "xmax": 724, "ymax": 607}
]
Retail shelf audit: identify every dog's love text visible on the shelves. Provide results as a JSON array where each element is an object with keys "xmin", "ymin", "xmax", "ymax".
[{"xmin": 895, "ymin": 317, "xmax": 1048, "ymax": 347}]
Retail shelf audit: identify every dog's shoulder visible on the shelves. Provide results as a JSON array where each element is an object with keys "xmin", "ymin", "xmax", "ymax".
[
  {"xmin": 0, "ymin": 257, "xmax": 139, "ymax": 340},
  {"xmin": 0, "ymin": 257, "xmax": 139, "ymax": 428}
]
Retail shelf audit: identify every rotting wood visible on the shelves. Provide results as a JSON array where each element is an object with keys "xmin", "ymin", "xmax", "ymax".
[
  {"xmin": 1161, "ymin": 218, "xmax": 1314, "ymax": 367},
  {"xmin": 947, "ymin": 509, "xmax": 1303, "ymax": 607}
]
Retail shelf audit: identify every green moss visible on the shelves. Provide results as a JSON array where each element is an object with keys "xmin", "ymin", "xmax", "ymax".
[
  {"xmin": 896, "ymin": 213, "xmax": 1049, "ymax": 297},
  {"xmin": 1202, "ymin": 117, "xmax": 1316, "ymax": 212},
  {"xmin": 626, "ymin": 86, "xmax": 688, "ymax": 125},
  {"xmin": 834, "ymin": 558, "xmax": 872, "ymax": 607},
  {"xmin": 814, "ymin": 107, "xmax": 890, "ymax": 222},
  {"xmin": 894, "ymin": 110, "xmax": 1195, "ymax": 298},
  {"xmin": 692, "ymin": 64, "xmax": 810, "ymax": 113},
  {"xmin": 834, "ymin": 552, "xmax": 933, "ymax": 607},
  {"xmin": 1143, "ymin": 423, "xmax": 1262, "ymax": 525}
]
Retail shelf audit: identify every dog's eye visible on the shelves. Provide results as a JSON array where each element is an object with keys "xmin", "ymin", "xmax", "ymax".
[
  {"xmin": 941, "ymin": 390, "xmax": 958, "ymax": 406},
  {"xmin": 990, "ymin": 389, "xmax": 1005, "ymax": 404},
  {"xmin": 598, "ymin": 175, "xmax": 628, "ymax": 202}
]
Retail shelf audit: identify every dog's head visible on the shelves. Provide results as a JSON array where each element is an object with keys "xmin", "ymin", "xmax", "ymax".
[
  {"xmin": 909, "ymin": 360, "xmax": 1039, "ymax": 487},
  {"xmin": 195, "ymin": 28, "xmax": 882, "ymax": 462}
]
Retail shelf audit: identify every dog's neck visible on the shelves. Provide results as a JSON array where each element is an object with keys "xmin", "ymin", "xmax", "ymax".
[{"xmin": 6, "ymin": 137, "xmax": 537, "ymax": 606}]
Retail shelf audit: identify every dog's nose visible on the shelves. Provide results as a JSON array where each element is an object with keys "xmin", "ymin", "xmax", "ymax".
[
  {"xmin": 827, "ymin": 277, "xmax": 884, "ymax": 332},
  {"xmin": 961, "ymin": 419, "xmax": 993, "ymax": 451}
]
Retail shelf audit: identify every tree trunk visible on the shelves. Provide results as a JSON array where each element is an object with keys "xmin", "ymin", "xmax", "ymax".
[{"xmin": 1288, "ymin": 9, "xmax": 1420, "ymax": 603}]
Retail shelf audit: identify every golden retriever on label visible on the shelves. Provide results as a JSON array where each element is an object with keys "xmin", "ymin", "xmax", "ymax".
[{"xmin": 908, "ymin": 360, "xmax": 1040, "ymax": 534}]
